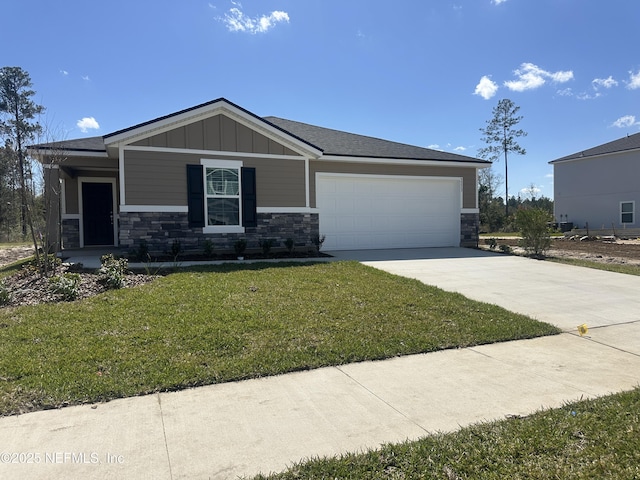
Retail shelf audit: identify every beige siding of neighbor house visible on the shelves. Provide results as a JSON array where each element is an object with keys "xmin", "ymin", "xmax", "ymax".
[
  {"xmin": 309, "ymin": 161, "xmax": 477, "ymax": 209},
  {"xmin": 131, "ymin": 114, "xmax": 299, "ymax": 156},
  {"xmin": 124, "ymin": 150, "xmax": 306, "ymax": 207}
]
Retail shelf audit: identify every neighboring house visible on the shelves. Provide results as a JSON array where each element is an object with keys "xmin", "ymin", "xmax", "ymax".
[
  {"xmin": 30, "ymin": 98, "xmax": 489, "ymax": 253},
  {"xmin": 550, "ymin": 132, "xmax": 640, "ymax": 231}
]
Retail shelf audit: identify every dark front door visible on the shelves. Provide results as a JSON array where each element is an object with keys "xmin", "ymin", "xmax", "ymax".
[{"xmin": 82, "ymin": 182, "xmax": 114, "ymax": 246}]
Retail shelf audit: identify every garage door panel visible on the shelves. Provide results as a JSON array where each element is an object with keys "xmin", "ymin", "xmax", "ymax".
[{"xmin": 318, "ymin": 174, "xmax": 460, "ymax": 250}]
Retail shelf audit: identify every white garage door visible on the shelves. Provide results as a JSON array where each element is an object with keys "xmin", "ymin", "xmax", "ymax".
[{"xmin": 317, "ymin": 174, "xmax": 461, "ymax": 250}]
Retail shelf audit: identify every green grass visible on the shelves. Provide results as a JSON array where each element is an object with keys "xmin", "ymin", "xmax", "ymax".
[
  {"xmin": 548, "ymin": 256, "xmax": 640, "ymax": 276},
  {"xmin": 0, "ymin": 261, "xmax": 558, "ymax": 416},
  {"xmin": 254, "ymin": 387, "xmax": 640, "ymax": 479}
]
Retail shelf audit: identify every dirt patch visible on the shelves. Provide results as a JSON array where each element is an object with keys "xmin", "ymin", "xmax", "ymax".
[
  {"xmin": 483, "ymin": 237, "xmax": 640, "ymax": 266},
  {"xmin": 0, "ymin": 246, "xmax": 34, "ymax": 268}
]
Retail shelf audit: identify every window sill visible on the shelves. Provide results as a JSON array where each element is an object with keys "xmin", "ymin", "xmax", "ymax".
[{"xmin": 203, "ymin": 226, "xmax": 245, "ymax": 234}]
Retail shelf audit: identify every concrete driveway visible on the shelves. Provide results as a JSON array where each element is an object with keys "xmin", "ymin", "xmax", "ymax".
[{"xmin": 330, "ymin": 247, "xmax": 640, "ymax": 353}]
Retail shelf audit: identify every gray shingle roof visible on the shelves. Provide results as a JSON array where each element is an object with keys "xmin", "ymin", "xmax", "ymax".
[
  {"xmin": 550, "ymin": 131, "xmax": 640, "ymax": 163},
  {"xmin": 264, "ymin": 116, "xmax": 486, "ymax": 163},
  {"xmin": 30, "ymin": 136, "xmax": 106, "ymax": 153},
  {"xmin": 31, "ymin": 101, "xmax": 487, "ymax": 165}
]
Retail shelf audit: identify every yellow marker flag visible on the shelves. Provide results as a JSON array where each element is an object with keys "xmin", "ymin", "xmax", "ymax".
[{"xmin": 577, "ymin": 324, "xmax": 588, "ymax": 336}]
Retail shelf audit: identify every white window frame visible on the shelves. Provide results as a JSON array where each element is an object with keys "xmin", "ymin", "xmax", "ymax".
[
  {"xmin": 620, "ymin": 201, "xmax": 635, "ymax": 225},
  {"xmin": 200, "ymin": 159, "xmax": 244, "ymax": 234}
]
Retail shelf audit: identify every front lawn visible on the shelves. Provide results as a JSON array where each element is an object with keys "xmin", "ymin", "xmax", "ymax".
[
  {"xmin": 255, "ymin": 387, "xmax": 640, "ymax": 479},
  {"xmin": 0, "ymin": 261, "xmax": 559, "ymax": 416}
]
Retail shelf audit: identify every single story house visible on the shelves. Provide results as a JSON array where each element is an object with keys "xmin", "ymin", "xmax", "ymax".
[
  {"xmin": 31, "ymin": 98, "xmax": 489, "ymax": 253},
  {"xmin": 550, "ymin": 132, "xmax": 640, "ymax": 231}
]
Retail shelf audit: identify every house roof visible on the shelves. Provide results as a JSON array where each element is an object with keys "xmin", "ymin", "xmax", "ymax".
[
  {"xmin": 264, "ymin": 117, "xmax": 486, "ymax": 163},
  {"xmin": 550, "ymin": 131, "xmax": 640, "ymax": 164},
  {"xmin": 30, "ymin": 98, "xmax": 488, "ymax": 165}
]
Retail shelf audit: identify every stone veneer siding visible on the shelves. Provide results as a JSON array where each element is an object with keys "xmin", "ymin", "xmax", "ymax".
[
  {"xmin": 61, "ymin": 218, "xmax": 80, "ymax": 249},
  {"xmin": 460, "ymin": 212, "xmax": 479, "ymax": 248},
  {"xmin": 118, "ymin": 212, "xmax": 319, "ymax": 254}
]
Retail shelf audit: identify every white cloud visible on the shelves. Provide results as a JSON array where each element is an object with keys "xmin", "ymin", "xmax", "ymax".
[
  {"xmin": 60, "ymin": 70, "xmax": 69, "ymax": 76},
  {"xmin": 556, "ymin": 88, "xmax": 573, "ymax": 97},
  {"xmin": 627, "ymin": 70, "xmax": 640, "ymax": 90},
  {"xmin": 220, "ymin": 2, "xmax": 289, "ymax": 34},
  {"xmin": 77, "ymin": 117, "xmax": 100, "ymax": 133},
  {"xmin": 611, "ymin": 115, "xmax": 639, "ymax": 128},
  {"xmin": 492, "ymin": 0, "xmax": 508, "ymax": 4},
  {"xmin": 474, "ymin": 75, "xmax": 499, "ymax": 100},
  {"xmin": 454, "ymin": 146, "xmax": 467, "ymax": 152},
  {"xmin": 504, "ymin": 63, "xmax": 573, "ymax": 92},
  {"xmin": 427, "ymin": 144, "xmax": 443, "ymax": 151},
  {"xmin": 592, "ymin": 76, "xmax": 618, "ymax": 90},
  {"xmin": 81, "ymin": 75, "xmax": 90, "ymax": 81}
]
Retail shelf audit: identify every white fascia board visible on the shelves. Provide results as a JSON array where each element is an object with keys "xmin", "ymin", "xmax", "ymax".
[
  {"xmin": 104, "ymin": 100, "xmax": 323, "ymax": 158},
  {"xmin": 318, "ymin": 155, "xmax": 490, "ymax": 169},
  {"xmin": 124, "ymin": 145, "xmax": 306, "ymax": 162},
  {"xmin": 461, "ymin": 208, "xmax": 480, "ymax": 214}
]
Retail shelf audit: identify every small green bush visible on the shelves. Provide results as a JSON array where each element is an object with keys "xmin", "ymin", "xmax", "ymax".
[
  {"xmin": 170, "ymin": 240, "xmax": 182, "ymax": 259},
  {"xmin": 312, "ymin": 234, "xmax": 326, "ymax": 253},
  {"xmin": 133, "ymin": 240, "xmax": 149, "ymax": 262},
  {"xmin": 203, "ymin": 239, "xmax": 215, "ymax": 258},
  {"xmin": 486, "ymin": 237, "xmax": 498, "ymax": 250},
  {"xmin": 284, "ymin": 238, "xmax": 295, "ymax": 255},
  {"xmin": 234, "ymin": 238, "xmax": 247, "ymax": 257},
  {"xmin": 48, "ymin": 273, "xmax": 81, "ymax": 301},
  {"xmin": 0, "ymin": 280, "xmax": 11, "ymax": 306},
  {"xmin": 499, "ymin": 244, "xmax": 512, "ymax": 253},
  {"xmin": 515, "ymin": 208, "xmax": 553, "ymax": 257},
  {"xmin": 98, "ymin": 254, "xmax": 128, "ymax": 289},
  {"xmin": 259, "ymin": 238, "xmax": 275, "ymax": 256}
]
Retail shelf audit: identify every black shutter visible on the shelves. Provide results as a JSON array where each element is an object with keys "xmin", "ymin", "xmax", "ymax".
[
  {"xmin": 186, "ymin": 164, "xmax": 205, "ymax": 228},
  {"xmin": 241, "ymin": 167, "xmax": 257, "ymax": 228}
]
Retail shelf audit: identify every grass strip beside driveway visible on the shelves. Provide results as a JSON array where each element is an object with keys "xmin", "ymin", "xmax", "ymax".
[{"xmin": 0, "ymin": 261, "xmax": 559, "ymax": 416}]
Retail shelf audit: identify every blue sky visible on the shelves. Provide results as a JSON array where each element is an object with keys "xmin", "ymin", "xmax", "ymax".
[{"xmin": 5, "ymin": 0, "xmax": 640, "ymax": 199}]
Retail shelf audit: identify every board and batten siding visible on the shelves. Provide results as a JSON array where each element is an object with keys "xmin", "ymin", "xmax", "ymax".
[
  {"xmin": 123, "ymin": 150, "xmax": 306, "ymax": 207},
  {"xmin": 309, "ymin": 161, "xmax": 477, "ymax": 209},
  {"xmin": 131, "ymin": 115, "xmax": 300, "ymax": 157}
]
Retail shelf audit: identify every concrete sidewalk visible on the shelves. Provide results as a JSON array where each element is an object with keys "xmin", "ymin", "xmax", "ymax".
[{"xmin": 2, "ymin": 248, "xmax": 640, "ymax": 479}]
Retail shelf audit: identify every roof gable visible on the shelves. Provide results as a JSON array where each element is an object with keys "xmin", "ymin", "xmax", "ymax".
[
  {"xmin": 550, "ymin": 131, "xmax": 640, "ymax": 164},
  {"xmin": 103, "ymin": 98, "xmax": 322, "ymax": 158}
]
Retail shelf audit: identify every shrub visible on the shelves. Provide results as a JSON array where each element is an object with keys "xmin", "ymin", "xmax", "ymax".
[
  {"xmin": 312, "ymin": 234, "xmax": 326, "ymax": 253},
  {"xmin": 284, "ymin": 238, "xmax": 295, "ymax": 255},
  {"xmin": 259, "ymin": 238, "xmax": 275, "ymax": 256},
  {"xmin": 134, "ymin": 240, "xmax": 149, "ymax": 262},
  {"xmin": 486, "ymin": 237, "xmax": 498, "ymax": 250},
  {"xmin": 0, "ymin": 280, "xmax": 11, "ymax": 306},
  {"xmin": 515, "ymin": 208, "xmax": 553, "ymax": 258},
  {"xmin": 234, "ymin": 238, "xmax": 247, "ymax": 257},
  {"xmin": 499, "ymin": 244, "xmax": 512, "ymax": 254},
  {"xmin": 203, "ymin": 239, "xmax": 215, "ymax": 258},
  {"xmin": 48, "ymin": 273, "xmax": 81, "ymax": 301},
  {"xmin": 98, "ymin": 254, "xmax": 128, "ymax": 289},
  {"xmin": 170, "ymin": 240, "xmax": 182, "ymax": 260}
]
